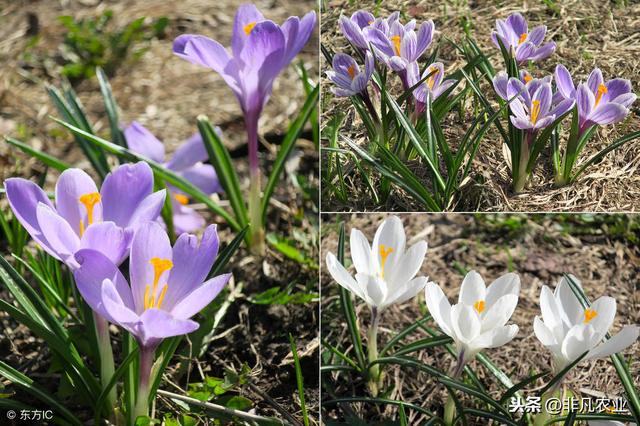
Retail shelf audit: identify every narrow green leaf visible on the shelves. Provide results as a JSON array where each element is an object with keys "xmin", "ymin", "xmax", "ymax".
[
  {"xmin": 5, "ymin": 137, "xmax": 71, "ymax": 172},
  {"xmin": 289, "ymin": 335, "xmax": 309, "ymax": 426}
]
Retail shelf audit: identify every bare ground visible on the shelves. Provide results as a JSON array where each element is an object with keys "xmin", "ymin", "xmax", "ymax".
[
  {"xmin": 321, "ymin": 0, "xmax": 640, "ymax": 212},
  {"xmin": 320, "ymin": 213, "xmax": 640, "ymax": 424}
]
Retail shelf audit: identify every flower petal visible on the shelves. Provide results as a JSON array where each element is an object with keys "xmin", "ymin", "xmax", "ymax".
[
  {"xmin": 171, "ymin": 201, "xmax": 206, "ymax": 235},
  {"xmin": 576, "ymin": 83, "xmax": 595, "ymax": 120},
  {"xmin": 473, "ymin": 324, "xmax": 518, "ymax": 349},
  {"xmin": 126, "ymin": 190, "xmax": 167, "ymax": 231},
  {"xmin": 350, "ymin": 228, "xmax": 373, "ymax": 275},
  {"xmin": 481, "ymin": 294, "xmax": 518, "ymax": 332},
  {"xmin": 485, "ymin": 272, "xmax": 520, "ymax": 309},
  {"xmin": 554, "ymin": 64, "xmax": 575, "ymax": 99},
  {"xmin": 451, "ymin": 304, "xmax": 481, "ymax": 344},
  {"xmin": 586, "ymin": 325, "xmax": 640, "ymax": 360},
  {"xmin": 231, "ymin": 3, "xmax": 265, "ymax": 57},
  {"xmin": 139, "ymin": 308, "xmax": 199, "ymax": 341},
  {"xmin": 459, "ymin": 270, "xmax": 486, "ymax": 307},
  {"xmin": 179, "ymin": 164, "xmax": 222, "ymax": 194},
  {"xmin": 425, "ymin": 282, "xmax": 453, "ymax": 336},
  {"xmin": 326, "ymin": 252, "xmax": 367, "ymax": 302},
  {"xmin": 589, "ymin": 103, "xmax": 629, "ymax": 125},
  {"xmin": 36, "ymin": 203, "xmax": 80, "ymax": 265},
  {"xmin": 371, "ymin": 215, "xmax": 405, "ymax": 276},
  {"xmin": 534, "ymin": 316, "xmax": 557, "ymax": 346},
  {"xmin": 171, "ymin": 273, "xmax": 231, "ymax": 320},
  {"xmin": 166, "ymin": 133, "xmax": 211, "ymax": 171},
  {"xmin": 587, "ymin": 68, "xmax": 604, "ymax": 94},
  {"xmin": 101, "ymin": 162, "xmax": 153, "ymax": 227},
  {"xmin": 55, "ymin": 168, "xmax": 101, "ymax": 236},
  {"xmin": 80, "ymin": 221, "xmax": 133, "ymax": 266},
  {"xmin": 123, "ymin": 122, "xmax": 165, "ymax": 163},
  {"xmin": 386, "ymin": 240, "xmax": 427, "ymax": 288}
]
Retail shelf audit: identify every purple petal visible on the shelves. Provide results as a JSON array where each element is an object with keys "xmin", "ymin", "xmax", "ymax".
[
  {"xmin": 36, "ymin": 203, "xmax": 80, "ymax": 265},
  {"xmin": 554, "ymin": 64, "xmax": 575, "ymax": 99},
  {"xmin": 576, "ymin": 83, "xmax": 595, "ymax": 121},
  {"xmin": 101, "ymin": 279, "xmax": 140, "ymax": 325},
  {"xmin": 363, "ymin": 27, "xmax": 395, "ymax": 58},
  {"xmin": 139, "ymin": 308, "xmax": 199, "ymax": 343},
  {"xmin": 74, "ymin": 248, "xmax": 135, "ymax": 316},
  {"xmin": 127, "ymin": 190, "xmax": 167, "ymax": 232},
  {"xmin": 506, "ymin": 13, "xmax": 528, "ymax": 38},
  {"xmin": 170, "ymin": 273, "xmax": 231, "ymax": 320},
  {"xmin": 101, "ymin": 162, "xmax": 153, "ymax": 227},
  {"xmin": 533, "ymin": 83, "xmax": 553, "ymax": 116},
  {"xmin": 80, "ymin": 222, "xmax": 133, "ymax": 266},
  {"xmin": 282, "ymin": 11, "xmax": 316, "ymax": 65},
  {"xmin": 611, "ymin": 92, "xmax": 637, "ymax": 109},
  {"xmin": 166, "ymin": 133, "xmax": 209, "ymax": 171},
  {"xmin": 432, "ymin": 80, "xmax": 455, "ymax": 99},
  {"xmin": 352, "ymin": 10, "xmax": 374, "ymax": 28},
  {"xmin": 515, "ymin": 41, "xmax": 536, "ymax": 62},
  {"xmin": 529, "ymin": 42, "xmax": 555, "ymax": 62},
  {"xmin": 231, "ymin": 4, "xmax": 265, "ymax": 57},
  {"xmin": 332, "ymin": 53, "xmax": 359, "ymax": 78},
  {"xmin": 589, "ymin": 103, "xmax": 629, "ymax": 125},
  {"xmin": 179, "ymin": 164, "xmax": 222, "ymax": 194},
  {"xmin": 171, "ymin": 201, "xmax": 206, "ymax": 235},
  {"xmin": 587, "ymin": 68, "xmax": 604, "ymax": 94},
  {"xmin": 492, "ymin": 71, "xmax": 509, "ymax": 100},
  {"xmin": 534, "ymin": 116, "xmax": 555, "ymax": 130},
  {"xmin": 330, "ymin": 87, "xmax": 356, "ymax": 97},
  {"xmin": 425, "ymin": 62, "xmax": 444, "ymax": 90},
  {"xmin": 4, "ymin": 178, "xmax": 57, "ymax": 257},
  {"xmin": 509, "ymin": 97, "xmax": 528, "ymax": 120},
  {"xmin": 123, "ymin": 122, "xmax": 165, "ymax": 163},
  {"xmin": 400, "ymin": 30, "xmax": 417, "ymax": 62},
  {"xmin": 550, "ymin": 98, "xmax": 575, "ymax": 118},
  {"xmin": 510, "ymin": 116, "xmax": 534, "ymax": 130},
  {"xmin": 162, "ymin": 224, "xmax": 219, "ymax": 309},
  {"xmin": 351, "ymin": 74, "xmax": 369, "ymax": 94},
  {"xmin": 389, "ymin": 56, "xmax": 407, "ymax": 72},
  {"xmin": 129, "ymin": 221, "xmax": 173, "ymax": 314},
  {"xmin": 415, "ymin": 20, "xmax": 434, "ymax": 58},
  {"xmin": 340, "ymin": 15, "xmax": 368, "ymax": 49},
  {"xmin": 604, "ymin": 78, "xmax": 632, "ymax": 102},
  {"xmin": 507, "ymin": 78, "xmax": 530, "ymax": 106},
  {"xmin": 364, "ymin": 50, "xmax": 375, "ymax": 80},
  {"xmin": 55, "ymin": 168, "xmax": 101, "ymax": 236},
  {"xmin": 527, "ymin": 25, "xmax": 546, "ymax": 46}
]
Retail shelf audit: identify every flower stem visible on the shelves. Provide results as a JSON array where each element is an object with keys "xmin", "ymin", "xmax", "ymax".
[
  {"xmin": 132, "ymin": 346, "xmax": 155, "ymax": 423},
  {"xmin": 245, "ymin": 111, "xmax": 265, "ymax": 255},
  {"xmin": 94, "ymin": 313, "xmax": 116, "ymax": 411},
  {"xmin": 444, "ymin": 352, "xmax": 466, "ymax": 425},
  {"xmin": 513, "ymin": 131, "xmax": 533, "ymax": 193},
  {"xmin": 360, "ymin": 91, "xmax": 379, "ymax": 123},
  {"xmin": 366, "ymin": 306, "xmax": 382, "ymax": 396}
]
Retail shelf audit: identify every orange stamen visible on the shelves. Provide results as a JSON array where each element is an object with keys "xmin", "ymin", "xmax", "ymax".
[
  {"xmin": 427, "ymin": 67, "xmax": 440, "ymax": 90},
  {"xmin": 584, "ymin": 308, "xmax": 598, "ymax": 324},
  {"xmin": 347, "ymin": 64, "xmax": 356, "ymax": 79},
  {"xmin": 145, "ymin": 257, "xmax": 173, "ymax": 310},
  {"xmin": 530, "ymin": 100, "xmax": 541, "ymax": 124},
  {"xmin": 474, "ymin": 300, "xmax": 486, "ymax": 314},
  {"xmin": 519, "ymin": 33, "xmax": 527, "ymax": 44},
  {"xmin": 594, "ymin": 84, "xmax": 608, "ymax": 106},
  {"xmin": 174, "ymin": 193, "xmax": 189, "ymax": 205},
  {"xmin": 391, "ymin": 35, "xmax": 402, "ymax": 56},
  {"xmin": 243, "ymin": 22, "xmax": 256, "ymax": 35},
  {"xmin": 523, "ymin": 73, "xmax": 533, "ymax": 84},
  {"xmin": 78, "ymin": 192, "xmax": 101, "ymax": 236},
  {"xmin": 378, "ymin": 244, "xmax": 394, "ymax": 278}
]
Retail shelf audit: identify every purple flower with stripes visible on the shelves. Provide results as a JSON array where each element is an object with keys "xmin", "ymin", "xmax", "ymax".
[
  {"xmin": 4, "ymin": 162, "xmax": 166, "ymax": 268},
  {"xmin": 124, "ymin": 121, "xmax": 222, "ymax": 234},
  {"xmin": 491, "ymin": 13, "xmax": 555, "ymax": 64},
  {"xmin": 326, "ymin": 51, "xmax": 374, "ymax": 97},
  {"xmin": 555, "ymin": 65, "xmax": 636, "ymax": 131},
  {"xmin": 407, "ymin": 62, "xmax": 455, "ymax": 103},
  {"xmin": 339, "ymin": 10, "xmax": 375, "ymax": 49},
  {"xmin": 363, "ymin": 16, "xmax": 434, "ymax": 73}
]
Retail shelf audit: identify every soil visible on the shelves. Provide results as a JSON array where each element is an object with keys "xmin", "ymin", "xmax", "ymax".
[
  {"xmin": 0, "ymin": 0, "xmax": 319, "ymax": 423},
  {"xmin": 320, "ymin": 213, "xmax": 640, "ymax": 424},
  {"xmin": 320, "ymin": 0, "xmax": 640, "ymax": 212}
]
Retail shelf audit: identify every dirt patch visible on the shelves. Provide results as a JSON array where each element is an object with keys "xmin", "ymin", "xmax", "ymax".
[
  {"xmin": 320, "ymin": 0, "xmax": 640, "ymax": 212},
  {"xmin": 320, "ymin": 213, "xmax": 640, "ymax": 423}
]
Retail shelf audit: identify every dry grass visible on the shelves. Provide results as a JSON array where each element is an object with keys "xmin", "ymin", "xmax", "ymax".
[
  {"xmin": 320, "ymin": 213, "xmax": 640, "ymax": 423},
  {"xmin": 321, "ymin": 0, "xmax": 640, "ymax": 212}
]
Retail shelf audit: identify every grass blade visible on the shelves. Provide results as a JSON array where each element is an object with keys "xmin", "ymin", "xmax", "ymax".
[
  {"xmin": 289, "ymin": 334, "xmax": 309, "ymax": 426},
  {"xmin": 5, "ymin": 137, "xmax": 71, "ymax": 172}
]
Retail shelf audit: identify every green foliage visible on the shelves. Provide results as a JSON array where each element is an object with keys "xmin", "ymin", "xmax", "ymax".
[{"xmin": 58, "ymin": 10, "xmax": 168, "ymax": 81}]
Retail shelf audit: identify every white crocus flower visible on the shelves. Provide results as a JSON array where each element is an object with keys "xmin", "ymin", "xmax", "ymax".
[
  {"xmin": 425, "ymin": 270, "xmax": 520, "ymax": 375},
  {"xmin": 325, "ymin": 215, "xmax": 429, "ymax": 311},
  {"xmin": 325, "ymin": 215, "xmax": 429, "ymax": 396},
  {"xmin": 533, "ymin": 275, "xmax": 639, "ymax": 374}
]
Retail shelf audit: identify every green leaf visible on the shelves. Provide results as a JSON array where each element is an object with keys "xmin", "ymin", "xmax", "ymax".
[
  {"xmin": 5, "ymin": 137, "xmax": 71, "ymax": 172},
  {"xmin": 289, "ymin": 334, "xmax": 309, "ymax": 426},
  {"xmin": 96, "ymin": 67, "xmax": 127, "ymax": 149},
  {"xmin": 260, "ymin": 83, "xmax": 319, "ymax": 222}
]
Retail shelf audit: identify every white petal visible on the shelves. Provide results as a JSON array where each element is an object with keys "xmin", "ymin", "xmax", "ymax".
[
  {"xmin": 350, "ymin": 228, "xmax": 374, "ymax": 275},
  {"xmin": 485, "ymin": 272, "xmax": 520, "ymax": 309},
  {"xmin": 561, "ymin": 324, "xmax": 596, "ymax": 363},
  {"xmin": 540, "ymin": 285, "xmax": 563, "ymax": 329},
  {"xmin": 425, "ymin": 282, "xmax": 453, "ymax": 337},
  {"xmin": 459, "ymin": 270, "xmax": 486, "ymax": 306},
  {"xmin": 386, "ymin": 276, "xmax": 427, "ymax": 307},
  {"xmin": 385, "ymin": 240, "xmax": 427, "ymax": 288},
  {"xmin": 586, "ymin": 325, "xmax": 640, "ymax": 361},
  {"xmin": 534, "ymin": 316, "xmax": 557, "ymax": 346},
  {"xmin": 371, "ymin": 215, "xmax": 405, "ymax": 275},
  {"xmin": 556, "ymin": 276, "xmax": 584, "ymax": 326},
  {"xmin": 451, "ymin": 304, "xmax": 481, "ymax": 344},
  {"xmin": 473, "ymin": 324, "xmax": 518, "ymax": 350},
  {"xmin": 481, "ymin": 294, "xmax": 518, "ymax": 332},
  {"xmin": 326, "ymin": 253, "xmax": 366, "ymax": 301},
  {"xmin": 356, "ymin": 273, "xmax": 386, "ymax": 308},
  {"xmin": 586, "ymin": 296, "xmax": 616, "ymax": 340}
]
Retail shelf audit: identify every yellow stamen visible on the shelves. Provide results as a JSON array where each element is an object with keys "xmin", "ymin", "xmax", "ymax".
[
  {"xmin": 243, "ymin": 22, "xmax": 256, "ymax": 35},
  {"xmin": 391, "ymin": 35, "xmax": 401, "ymax": 56},
  {"xmin": 427, "ymin": 67, "xmax": 440, "ymax": 90},
  {"xmin": 145, "ymin": 257, "xmax": 173, "ymax": 310},
  {"xmin": 174, "ymin": 193, "xmax": 189, "ymax": 205},
  {"xmin": 530, "ymin": 100, "xmax": 541, "ymax": 124},
  {"xmin": 347, "ymin": 64, "xmax": 356, "ymax": 79},
  {"xmin": 518, "ymin": 33, "xmax": 527, "ymax": 45},
  {"xmin": 474, "ymin": 300, "xmax": 486, "ymax": 314},
  {"xmin": 78, "ymin": 192, "xmax": 101, "ymax": 236},
  {"xmin": 523, "ymin": 73, "xmax": 533, "ymax": 84},
  {"xmin": 378, "ymin": 244, "xmax": 394, "ymax": 278},
  {"xmin": 156, "ymin": 284, "xmax": 168, "ymax": 309},
  {"xmin": 594, "ymin": 83, "xmax": 608, "ymax": 106},
  {"xmin": 368, "ymin": 20, "xmax": 374, "ymax": 25},
  {"xmin": 584, "ymin": 308, "xmax": 598, "ymax": 324}
]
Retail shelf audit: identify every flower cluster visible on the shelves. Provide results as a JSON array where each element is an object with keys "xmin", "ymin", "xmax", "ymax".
[
  {"xmin": 326, "ymin": 216, "xmax": 639, "ymax": 395},
  {"xmin": 329, "ymin": 9, "xmax": 454, "ymax": 107}
]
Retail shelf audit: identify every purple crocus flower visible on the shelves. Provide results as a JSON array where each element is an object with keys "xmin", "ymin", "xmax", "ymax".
[
  {"xmin": 507, "ymin": 82, "xmax": 573, "ymax": 131},
  {"xmin": 326, "ymin": 51, "xmax": 374, "ymax": 97},
  {"xmin": 124, "ymin": 121, "xmax": 222, "ymax": 234},
  {"xmin": 172, "ymin": 4, "xmax": 316, "ymax": 181},
  {"xmin": 4, "ymin": 162, "xmax": 166, "ymax": 268},
  {"xmin": 555, "ymin": 65, "xmax": 636, "ymax": 131},
  {"xmin": 339, "ymin": 10, "xmax": 375, "ymax": 49},
  {"xmin": 491, "ymin": 13, "xmax": 555, "ymax": 64},
  {"xmin": 363, "ymin": 17, "xmax": 434, "ymax": 73},
  {"xmin": 73, "ymin": 221, "xmax": 230, "ymax": 420},
  {"xmin": 407, "ymin": 62, "xmax": 455, "ymax": 104}
]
